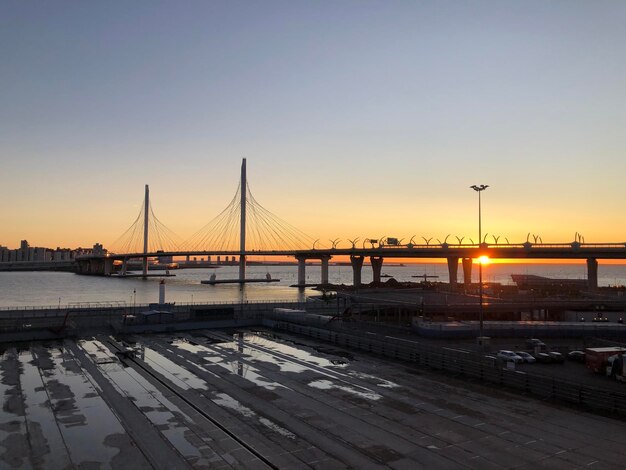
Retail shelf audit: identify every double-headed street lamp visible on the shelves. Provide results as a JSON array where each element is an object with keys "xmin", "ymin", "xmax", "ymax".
[{"xmin": 470, "ymin": 184, "xmax": 489, "ymax": 346}]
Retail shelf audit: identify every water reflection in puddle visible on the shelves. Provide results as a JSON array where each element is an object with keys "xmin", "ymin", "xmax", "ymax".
[
  {"xmin": 347, "ymin": 371, "xmax": 400, "ymax": 389},
  {"xmin": 211, "ymin": 331, "xmax": 352, "ymax": 372},
  {"xmin": 168, "ymin": 338, "xmax": 286, "ymax": 391},
  {"xmin": 80, "ymin": 340, "xmax": 194, "ymax": 421},
  {"xmin": 19, "ymin": 350, "xmax": 71, "ymax": 468},
  {"xmin": 245, "ymin": 333, "xmax": 349, "ymax": 368},
  {"xmin": 171, "ymin": 340, "xmax": 224, "ymax": 365},
  {"xmin": 308, "ymin": 379, "xmax": 382, "ymax": 401},
  {"xmin": 138, "ymin": 338, "xmax": 299, "ymax": 442},
  {"xmin": 235, "ymin": 333, "xmax": 401, "ymax": 392},
  {"xmin": 212, "ymin": 393, "xmax": 295, "ymax": 439},
  {"xmin": 0, "ymin": 349, "xmax": 29, "ymax": 465},
  {"xmin": 79, "ymin": 340, "xmax": 213, "ymax": 466},
  {"xmin": 143, "ymin": 346, "xmax": 209, "ymax": 391},
  {"xmin": 36, "ymin": 345, "xmax": 124, "ymax": 465}
]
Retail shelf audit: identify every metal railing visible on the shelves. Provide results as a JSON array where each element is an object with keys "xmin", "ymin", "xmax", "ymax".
[{"xmin": 0, "ymin": 297, "xmax": 331, "ymax": 312}]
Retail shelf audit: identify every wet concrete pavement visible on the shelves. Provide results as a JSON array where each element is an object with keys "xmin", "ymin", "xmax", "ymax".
[{"xmin": 1, "ymin": 329, "xmax": 626, "ymax": 468}]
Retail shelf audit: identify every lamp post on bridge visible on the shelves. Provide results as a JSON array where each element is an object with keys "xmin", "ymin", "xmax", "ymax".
[{"xmin": 470, "ymin": 184, "xmax": 489, "ymax": 348}]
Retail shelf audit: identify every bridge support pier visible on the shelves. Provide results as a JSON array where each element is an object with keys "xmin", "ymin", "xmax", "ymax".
[
  {"xmin": 350, "ymin": 255, "xmax": 364, "ymax": 288},
  {"xmin": 104, "ymin": 258, "xmax": 113, "ymax": 276},
  {"xmin": 121, "ymin": 259, "xmax": 128, "ymax": 276},
  {"xmin": 447, "ymin": 257, "xmax": 459, "ymax": 286},
  {"xmin": 370, "ymin": 256, "xmax": 383, "ymax": 284},
  {"xmin": 296, "ymin": 255, "xmax": 306, "ymax": 286},
  {"xmin": 587, "ymin": 258, "xmax": 598, "ymax": 290},
  {"xmin": 462, "ymin": 258, "xmax": 472, "ymax": 286},
  {"xmin": 239, "ymin": 255, "xmax": 246, "ymax": 281},
  {"xmin": 320, "ymin": 256, "xmax": 331, "ymax": 285}
]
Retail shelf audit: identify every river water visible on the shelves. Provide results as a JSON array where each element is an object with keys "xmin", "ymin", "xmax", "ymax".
[{"xmin": 1, "ymin": 262, "xmax": 626, "ymax": 308}]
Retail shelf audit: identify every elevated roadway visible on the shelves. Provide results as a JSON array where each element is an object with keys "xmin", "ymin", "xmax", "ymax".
[{"xmin": 76, "ymin": 241, "xmax": 626, "ymax": 290}]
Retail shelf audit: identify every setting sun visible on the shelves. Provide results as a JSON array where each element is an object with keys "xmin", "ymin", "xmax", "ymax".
[{"xmin": 478, "ymin": 255, "xmax": 490, "ymax": 265}]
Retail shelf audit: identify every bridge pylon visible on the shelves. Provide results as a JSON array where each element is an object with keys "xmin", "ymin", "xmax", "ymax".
[
  {"xmin": 239, "ymin": 159, "xmax": 247, "ymax": 281},
  {"xmin": 143, "ymin": 184, "xmax": 149, "ymax": 277}
]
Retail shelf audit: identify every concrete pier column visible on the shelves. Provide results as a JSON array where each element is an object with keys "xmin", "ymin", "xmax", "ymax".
[
  {"xmin": 121, "ymin": 259, "xmax": 128, "ymax": 276},
  {"xmin": 104, "ymin": 258, "xmax": 113, "ymax": 276},
  {"xmin": 462, "ymin": 258, "xmax": 473, "ymax": 286},
  {"xmin": 320, "ymin": 256, "xmax": 331, "ymax": 285},
  {"xmin": 350, "ymin": 255, "xmax": 365, "ymax": 288},
  {"xmin": 447, "ymin": 257, "xmax": 459, "ymax": 286},
  {"xmin": 239, "ymin": 255, "xmax": 246, "ymax": 281},
  {"xmin": 587, "ymin": 258, "xmax": 598, "ymax": 290},
  {"xmin": 370, "ymin": 256, "xmax": 384, "ymax": 284},
  {"xmin": 296, "ymin": 255, "xmax": 306, "ymax": 286}
]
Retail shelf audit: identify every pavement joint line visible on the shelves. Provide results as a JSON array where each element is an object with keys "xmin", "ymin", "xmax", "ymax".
[
  {"xmin": 107, "ymin": 339, "xmax": 281, "ymax": 470},
  {"xmin": 151, "ymin": 336, "xmax": 415, "ymax": 468}
]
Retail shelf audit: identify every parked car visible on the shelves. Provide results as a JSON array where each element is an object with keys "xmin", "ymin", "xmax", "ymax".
[
  {"xmin": 534, "ymin": 352, "xmax": 552, "ymax": 363},
  {"xmin": 606, "ymin": 354, "xmax": 626, "ymax": 381},
  {"xmin": 567, "ymin": 350, "xmax": 586, "ymax": 362},
  {"xmin": 515, "ymin": 351, "xmax": 536, "ymax": 363},
  {"xmin": 496, "ymin": 350, "xmax": 524, "ymax": 363},
  {"xmin": 526, "ymin": 338, "xmax": 547, "ymax": 350},
  {"xmin": 548, "ymin": 352, "xmax": 565, "ymax": 363}
]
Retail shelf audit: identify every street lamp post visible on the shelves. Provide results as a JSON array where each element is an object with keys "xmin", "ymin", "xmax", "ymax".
[{"xmin": 470, "ymin": 184, "xmax": 489, "ymax": 347}]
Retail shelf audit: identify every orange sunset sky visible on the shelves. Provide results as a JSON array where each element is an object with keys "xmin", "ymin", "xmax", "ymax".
[{"xmin": 2, "ymin": 3, "xmax": 626, "ymax": 251}]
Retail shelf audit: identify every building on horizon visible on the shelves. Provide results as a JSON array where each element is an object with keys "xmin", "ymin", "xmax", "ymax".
[{"xmin": 0, "ymin": 240, "xmax": 108, "ymax": 263}]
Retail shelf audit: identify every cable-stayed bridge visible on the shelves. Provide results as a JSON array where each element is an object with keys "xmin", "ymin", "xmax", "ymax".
[{"xmin": 76, "ymin": 159, "xmax": 626, "ymax": 289}]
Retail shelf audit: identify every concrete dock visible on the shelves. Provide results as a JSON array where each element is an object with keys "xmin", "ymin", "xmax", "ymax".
[{"xmin": 1, "ymin": 329, "xmax": 626, "ymax": 468}]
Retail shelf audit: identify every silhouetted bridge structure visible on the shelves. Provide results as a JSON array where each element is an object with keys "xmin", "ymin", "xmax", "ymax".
[
  {"xmin": 76, "ymin": 159, "xmax": 626, "ymax": 289},
  {"xmin": 77, "ymin": 243, "xmax": 626, "ymax": 290}
]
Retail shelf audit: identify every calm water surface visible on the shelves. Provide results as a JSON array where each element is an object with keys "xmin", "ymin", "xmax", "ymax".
[{"xmin": 1, "ymin": 263, "xmax": 625, "ymax": 308}]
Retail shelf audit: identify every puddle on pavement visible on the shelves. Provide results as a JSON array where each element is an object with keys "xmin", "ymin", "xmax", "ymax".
[
  {"xmin": 78, "ymin": 340, "xmax": 214, "ymax": 466},
  {"xmin": 171, "ymin": 339, "xmax": 225, "ymax": 366},
  {"xmin": 80, "ymin": 340, "xmax": 194, "ymax": 422},
  {"xmin": 212, "ymin": 393, "xmax": 296, "ymax": 439},
  {"xmin": 32, "ymin": 345, "xmax": 124, "ymax": 466},
  {"xmin": 19, "ymin": 350, "xmax": 71, "ymax": 468},
  {"xmin": 0, "ymin": 349, "xmax": 29, "ymax": 466},
  {"xmin": 252, "ymin": 334, "xmax": 350, "ymax": 368},
  {"xmin": 211, "ymin": 331, "xmax": 342, "ymax": 365},
  {"xmin": 44, "ymin": 346, "xmax": 125, "ymax": 464},
  {"xmin": 142, "ymin": 346, "xmax": 209, "ymax": 391},
  {"xmin": 347, "ymin": 371, "xmax": 400, "ymax": 389},
  {"xmin": 168, "ymin": 338, "xmax": 286, "ymax": 391},
  {"xmin": 226, "ymin": 332, "xmax": 401, "ymax": 394},
  {"xmin": 308, "ymin": 379, "xmax": 382, "ymax": 401},
  {"xmin": 211, "ymin": 331, "xmax": 353, "ymax": 376}
]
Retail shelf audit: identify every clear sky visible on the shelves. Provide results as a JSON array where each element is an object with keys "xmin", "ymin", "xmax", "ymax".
[{"xmin": 2, "ymin": 1, "xmax": 626, "ymax": 250}]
